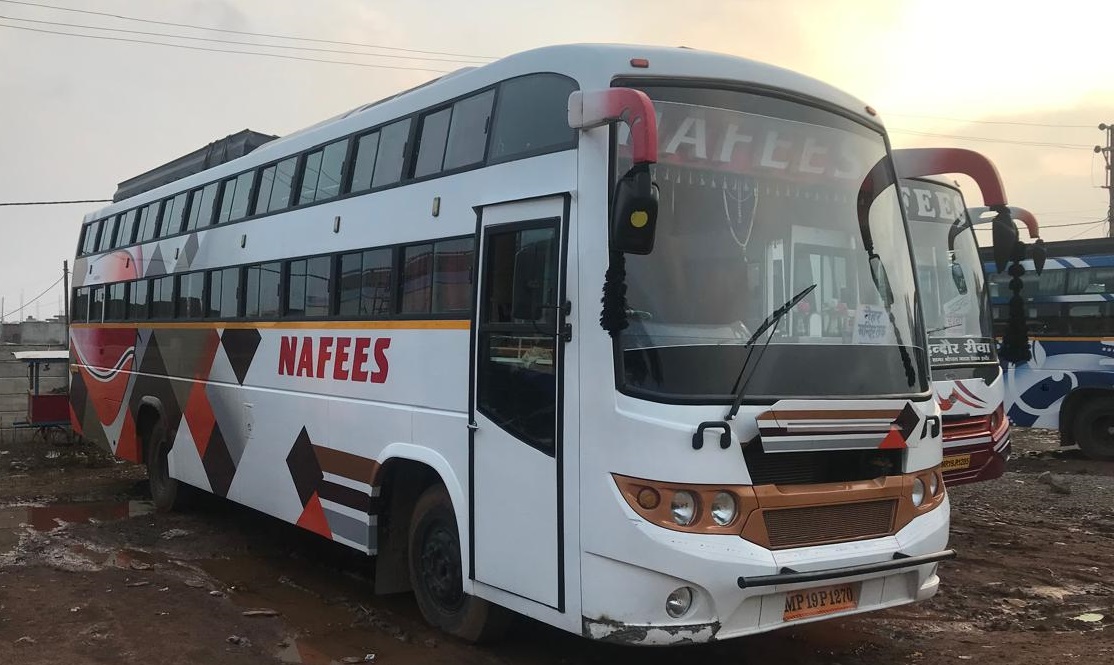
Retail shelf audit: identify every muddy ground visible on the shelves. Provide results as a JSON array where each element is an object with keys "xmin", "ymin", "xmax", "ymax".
[{"xmin": 0, "ymin": 429, "xmax": 1110, "ymax": 665}]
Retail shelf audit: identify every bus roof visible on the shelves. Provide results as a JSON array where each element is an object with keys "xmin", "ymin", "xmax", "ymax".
[{"xmin": 81, "ymin": 43, "xmax": 882, "ymax": 223}]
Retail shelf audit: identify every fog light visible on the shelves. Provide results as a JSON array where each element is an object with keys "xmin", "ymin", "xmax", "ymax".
[
  {"xmin": 929, "ymin": 473, "xmax": 940, "ymax": 496},
  {"xmin": 671, "ymin": 491, "xmax": 697, "ymax": 526},
  {"xmin": 710, "ymin": 491, "xmax": 737, "ymax": 526},
  {"xmin": 912, "ymin": 477, "xmax": 926, "ymax": 507},
  {"xmin": 666, "ymin": 586, "xmax": 694, "ymax": 618}
]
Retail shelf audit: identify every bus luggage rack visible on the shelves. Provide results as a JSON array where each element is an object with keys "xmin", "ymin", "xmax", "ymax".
[{"xmin": 762, "ymin": 499, "xmax": 898, "ymax": 549}]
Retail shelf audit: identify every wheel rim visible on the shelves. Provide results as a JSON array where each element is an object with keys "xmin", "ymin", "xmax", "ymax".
[
  {"xmin": 418, "ymin": 520, "xmax": 464, "ymax": 613},
  {"xmin": 1089, "ymin": 415, "xmax": 1114, "ymax": 448}
]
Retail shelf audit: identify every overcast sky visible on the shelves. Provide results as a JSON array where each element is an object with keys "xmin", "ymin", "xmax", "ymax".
[{"xmin": 1, "ymin": 0, "xmax": 1110, "ymax": 320}]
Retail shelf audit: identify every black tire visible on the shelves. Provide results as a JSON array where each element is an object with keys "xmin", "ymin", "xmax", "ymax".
[
  {"xmin": 144, "ymin": 420, "xmax": 194, "ymax": 512},
  {"xmin": 1073, "ymin": 399, "xmax": 1114, "ymax": 461},
  {"xmin": 408, "ymin": 485, "xmax": 509, "ymax": 643}
]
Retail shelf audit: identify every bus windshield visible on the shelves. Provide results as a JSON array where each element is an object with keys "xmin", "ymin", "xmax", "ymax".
[
  {"xmin": 902, "ymin": 179, "xmax": 995, "ymax": 366},
  {"xmin": 614, "ymin": 85, "xmax": 927, "ymax": 400}
]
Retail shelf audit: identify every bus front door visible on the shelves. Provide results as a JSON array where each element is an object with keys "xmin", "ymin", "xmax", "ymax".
[{"xmin": 471, "ymin": 196, "xmax": 567, "ymax": 610}]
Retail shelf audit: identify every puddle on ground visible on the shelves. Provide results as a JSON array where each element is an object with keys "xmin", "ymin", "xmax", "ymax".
[{"xmin": 0, "ymin": 499, "xmax": 154, "ymax": 555}]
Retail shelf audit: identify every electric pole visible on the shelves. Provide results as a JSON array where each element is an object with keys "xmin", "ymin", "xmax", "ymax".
[{"xmin": 1096, "ymin": 123, "xmax": 1113, "ymax": 237}]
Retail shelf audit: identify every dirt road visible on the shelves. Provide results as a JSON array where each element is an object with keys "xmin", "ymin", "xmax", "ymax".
[{"xmin": 0, "ymin": 429, "xmax": 1110, "ymax": 664}]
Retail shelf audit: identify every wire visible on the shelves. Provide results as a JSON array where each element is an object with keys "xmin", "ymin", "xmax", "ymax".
[
  {"xmin": 0, "ymin": 0, "xmax": 497, "ymax": 60},
  {"xmin": 974, "ymin": 218, "xmax": 1109, "ymax": 231},
  {"xmin": 0, "ymin": 13, "xmax": 490, "ymax": 64},
  {"xmin": 889, "ymin": 127, "xmax": 1094, "ymax": 150},
  {"xmin": 1, "ymin": 275, "xmax": 64, "ymax": 321},
  {"xmin": 1067, "ymin": 220, "xmax": 1108, "ymax": 240},
  {"xmin": 0, "ymin": 22, "xmax": 455, "ymax": 73},
  {"xmin": 0, "ymin": 198, "xmax": 111, "ymax": 207},
  {"xmin": 885, "ymin": 112, "xmax": 1094, "ymax": 129}
]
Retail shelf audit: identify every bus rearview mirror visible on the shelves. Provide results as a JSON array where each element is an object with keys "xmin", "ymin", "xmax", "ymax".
[
  {"xmin": 611, "ymin": 163, "xmax": 659, "ymax": 255},
  {"xmin": 950, "ymin": 258, "xmax": 969, "ymax": 295},
  {"xmin": 991, "ymin": 208, "xmax": 1020, "ymax": 273}
]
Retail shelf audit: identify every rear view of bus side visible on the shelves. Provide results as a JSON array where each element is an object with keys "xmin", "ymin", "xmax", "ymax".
[{"xmin": 70, "ymin": 44, "xmax": 953, "ymax": 644}]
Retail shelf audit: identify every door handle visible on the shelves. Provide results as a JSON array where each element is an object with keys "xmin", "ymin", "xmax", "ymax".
[{"xmin": 467, "ymin": 422, "xmax": 479, "ymax": 431}]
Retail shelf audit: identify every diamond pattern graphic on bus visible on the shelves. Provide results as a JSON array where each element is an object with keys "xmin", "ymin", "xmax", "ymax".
[
  {"xmin": 146, "ymin": 244, "xmax": 167, "ymax": 277},
  {"xmin": 221, "ymin": 328, "xmax": 261, "ymax": 385},
  {"xmin": 173, "ymin": 233, "xmax": 199, "ymax": 273},
  {"xmin": 287, "ymin": 427, "xmax": 331, "ymax": 539},
  {"xmin": 202, "ymin": 423, "xmax": 237, "ymax": 497}
]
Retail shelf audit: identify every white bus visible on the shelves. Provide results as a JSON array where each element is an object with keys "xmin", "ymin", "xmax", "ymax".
[
  {"xmin": 70, "ymin": 44, "xmax": 954, "ymax": 644},
  {"xmin": 897, "ymin": 168, "xmax": 1037, "ymax": 484}
]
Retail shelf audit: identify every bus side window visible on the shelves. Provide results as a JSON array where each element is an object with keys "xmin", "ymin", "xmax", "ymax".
[
  {"xmin": 150, "ymin": 276, "xmax": 175, "ymax": 319},
  {"xmin": 115, "ymin": 210, "xmax": 138, "ymax": 248},
  {"xmin": 444, "ymin": 89, "xmax": 494, "ymax": 170},
  {"xmin": 187, "ymin": 182, "xmax": 219, "ymax": 230},
  {"xmin": 488, "ymin": 74, "xmax": 578, "ymax": 163},
  {"xmin": 128, "ymin": 279, "xmax": 149, "ymax": 320},
  {"xmin": 176, "ymin": 272, "xmax": 205, "ymax": 319},
  {"xmin": 1027, "ymin": 303, "xmax": 1066, "ymax": 336},
  {"xmin": 89, "ymin": 286, "xmax": 105, "ymax": 323},
  {"xmin": 433, "ymin": 238, "xmax": 474, "ymax": 314},
  {"xmin": 372, "ymin": 119, "xmax": 411, "ymax": 188},
  {"xmin": 349, "ymin": 132, "xmax": 381, "ymax": 194},
  {"xmin": 82, "ymin": 220, "xmax": 102, "ymax": 255},
  {"xmin": 286, "ymin": 256, "xmax": 332, "ymax": 318},
  {"xmin": 72, "ymin": 287, "xmax": 90, "ymax": 322},
  {"xmin": 105, "ymin": 282, "xmax": 128, "ymax": 321},
  {"xmin": 400, "ymin": 244, "xmax": 434, "ymax": 314},
  {"xmin": 413, "ymin": 107, "xmax": 452, "ymax": 178},
  {"xmin": 1067, "ymin": 302, "xmax": 1110, "ymax": 335},
  {"xmin": 94, "ymin": 216, "xmax": 117, "ymax": 253},
  {"xmin": 299, "ymin": 140, "xmax": 348, "ymax": 204}
]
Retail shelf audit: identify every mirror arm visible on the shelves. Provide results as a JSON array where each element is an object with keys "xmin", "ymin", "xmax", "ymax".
[{"xmin": 568, "ymin": 89, "xmax": 659, "ymax": 165}]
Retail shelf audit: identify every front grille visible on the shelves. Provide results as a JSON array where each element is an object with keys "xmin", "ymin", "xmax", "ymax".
[
  {"xmin": 763, "ymin": 500, "xmax": 897, "ymax": 549},
  {"xmin": 743, "ymin": 444, "xmax": 902, "ymax": 485},
  {"xmin": 942, "ymin": 415, "xmax": 991, "ymax": 441}
]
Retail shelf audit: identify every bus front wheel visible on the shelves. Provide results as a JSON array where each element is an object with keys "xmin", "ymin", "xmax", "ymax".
[
  {"xmin": 407, "ymin": 485, "xmax": 509, "ymax": 643},
  {"xmin": 1073, "ymin": 399, "xmax": 1114, "ymax": 461}
]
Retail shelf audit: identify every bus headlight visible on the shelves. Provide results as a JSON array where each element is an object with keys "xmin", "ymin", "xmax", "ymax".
[
  {"xmin": 929, "ymin": 473, "xmax": 940, "ymax": 497},
  {"xmin": 911, "ymin": 477, "xmax": 926, "ymax": 507},
  {"xmin": 671, "ymin": 491, "xmax": 697, "ymax": 526},
  {"xmin": 710, "ymin": 491, "xmax": 737, "ymax": 526}
]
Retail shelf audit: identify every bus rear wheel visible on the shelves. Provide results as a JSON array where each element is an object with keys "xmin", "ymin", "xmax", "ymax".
[
  {"xmin": 1073, "ymin": 399, "xmax": 1114, "ymax": 461},
  {"xmin": 407, "ymin": 485, "xmax": 509, "ymax": 643},
  {"xmin": 145, "ymin": 420, "xmax": 194, "ymax": 512}
]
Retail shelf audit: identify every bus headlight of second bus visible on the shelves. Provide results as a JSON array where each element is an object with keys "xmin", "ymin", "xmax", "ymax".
[{"xmin": 912, "ymin": 477, "xmax": 926, "ymax": 507}]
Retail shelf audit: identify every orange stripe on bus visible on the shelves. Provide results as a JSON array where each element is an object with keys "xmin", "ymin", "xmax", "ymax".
[{"xmin": 71, "ymin": 320, "xmax": 471, "ymax": 331}]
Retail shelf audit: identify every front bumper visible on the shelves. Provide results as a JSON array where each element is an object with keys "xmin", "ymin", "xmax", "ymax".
[{"xmin": 581, "ymin": 494, "xmax": 951, "ymax": 644}]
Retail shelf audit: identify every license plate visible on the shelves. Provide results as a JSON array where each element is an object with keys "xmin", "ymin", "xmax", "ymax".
[
  {"xmin": 942, "ymin": 454, "xmax": 972, "ymax": 471},
  {"xmin": 783, "ymin": 583, "xmax": 858, "ymax": 621}
]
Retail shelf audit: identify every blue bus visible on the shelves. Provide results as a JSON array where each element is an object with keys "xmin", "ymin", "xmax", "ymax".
[{"xmin": 984, "ymin": 237, "xmax": 1114, "ymax": 460}]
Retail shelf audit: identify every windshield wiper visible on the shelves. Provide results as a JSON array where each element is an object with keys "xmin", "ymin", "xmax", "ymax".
[
  {"xmin": 725, "ymin": 283, "xmax": 817, "ymax": 421},
  {"xmin": 926, "ymin": 322, "xmax": 963, "ymax": 336}
]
